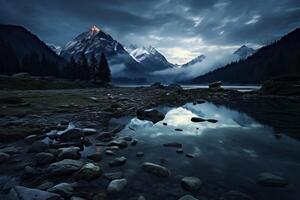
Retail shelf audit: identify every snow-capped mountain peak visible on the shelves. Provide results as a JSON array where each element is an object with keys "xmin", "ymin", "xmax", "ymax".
[
  {"xmin": 126, "ymin": 45, "xmax": 175, "ymax": 72},
  {"xmin": 234, "ymin": 45, "xmax": 256, "ymax": 59}
]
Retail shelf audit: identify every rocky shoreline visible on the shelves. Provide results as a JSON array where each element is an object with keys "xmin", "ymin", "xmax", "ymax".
[{"xmin": 0, "ymin": 85, "xmax": 299, "ymax": 200}]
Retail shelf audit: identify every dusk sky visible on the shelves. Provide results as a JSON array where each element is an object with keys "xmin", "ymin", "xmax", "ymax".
[{"xmin": 1, "ymin": 0, "xmax": 300, "ymax": 64}]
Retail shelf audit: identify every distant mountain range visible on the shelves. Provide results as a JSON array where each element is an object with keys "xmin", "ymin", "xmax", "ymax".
[
  {"xmin": 0, "ymin": 24, "xmax": 65, "ymax": 67},
  {"xmin": 1, "ymin": 23, "xmax": 298, "ymax": 85},
  {"xmin": 190, "ymin": 28, "xmax": 300, "ymax": 84}
]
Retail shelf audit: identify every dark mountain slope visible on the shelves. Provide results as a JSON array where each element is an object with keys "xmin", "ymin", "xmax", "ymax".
[
  {"xmin": 0, "ymin": 24, "xmax": 65, "ymax": 67},
  {"xmin": 190, "ymin": 28, "xmax": 300, "ymax": 84}
]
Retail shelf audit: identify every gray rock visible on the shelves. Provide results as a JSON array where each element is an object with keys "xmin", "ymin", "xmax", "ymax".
[
  {"xmin": 37, "ymin": 182, "xmax": 55, "ymax": 190},
  {"xmin": 176, "ymin": 149, "xmax": 184, "ymax": 154},
  {"xmin": 104, "ymin": 172, "xmax": 123, "ymax": 180},
  {"xmin": 77, "ymin": 163, "xmax": 102, "ymax": 181},
  {"xmin": 71, "ymin": 197, "xmax": 86, "ymax": 200},
  {"xmin": 108, "ymin": 140, "xmax": 128, "ymax": 148},
  {"xmin": 57, "ymin": 146, "xmax": 80, "ymax": 160},
  {"xmin": 82, "ymin": 128, "xmax": 97, "ymax": 136},
  {"xmin": 136, "ymin": 152, "xmax": 144, "ymax": 157},
  {"xmin": 181, "ymin": 177, "xmax": 202, "ymax": 191},
  {"xmin": 220, "ymin": 190, "xmax": 254, "ymax": 200},
  {"xmin": 59, "ymin": 128, "xmax": 84, "ymax": 142},
  {"xmin": 48, "ymin": 159, "xmax": 83, "ymax": 176},
  {"xmin": 105, "ymin": 150, "xmax": 116, "ymax": 156},
  {"xmin": 131, "ymin": 139, "xmax": 138, "ymax": 146},
  {"xmin": 109, "ymin": 156, "xmax": 127, "ymax": 167},
  {"xmin": 141, "ymin": 162, "xmax": 171, "ymax": 177},
  {"xmin": 35, "ymin": 152, "xmax": 55, "ymax": 165},
  {"xmin": 0, "ymin": 152, "xmax": 10, "ymax": 162},
  {"xmin": 107, "ymin": 179, "xmax": 127, "ymax": 193},
  {"xmin": 137, "ymin": 195, "xmax": 146, "ymax": 200},
  {"xmin": 7, "ymin": 186, "xmax": 62, "ymax": 200},
  {"xmin": 87, "ymin": 152, "xmax": 102, "ymax": 161},
  {"xmin": 0, "ymin": 146, "xmax": 20, "ymax": 154},
  {"xmin": 48, "ymin": 182, "xmax": 74, "ymax": 198},
  {"xmin": 25, "ymin": 135, "xmax": 40, "ymax": 143},
  {"xmin": 136, "ymin": 109, "xmax": 165, "ymax": 124},
  {"xmin": 178, "ymin": 195, "xmax": 199, "ymax": 200},
  {"xmin": 28, "ymin": 141, "xmax": 48, "ymax": 153},
  {"xmin": 257, "ymin": 172, "xmax": 288, "ymax": 187}
]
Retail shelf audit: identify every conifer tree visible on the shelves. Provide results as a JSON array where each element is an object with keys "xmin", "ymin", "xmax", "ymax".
[{"xmin": 96, "ymin": 53, "xmax": 111, "ymax": 82}]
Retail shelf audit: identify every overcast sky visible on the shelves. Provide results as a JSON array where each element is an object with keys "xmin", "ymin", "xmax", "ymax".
[{"xmin": 1, "ymin": 0, "xmax": 300, "ymax": 64}]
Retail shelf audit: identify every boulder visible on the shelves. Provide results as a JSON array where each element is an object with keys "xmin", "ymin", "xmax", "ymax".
[
  {"xmin": 0, "ymin": 152, "xmax": 10, "ymax": 162},
  {"xmin": 109, "ymin": 156, "xmax": 127, "ymax": 167},
  {"xmin": 178, "ymin": 195, "xmax": 199, "ymax": 200},
  {"xmin": 28, "ymin": 141, "xmax": 49, "ymax": 153},
  {"xmin": 87, "ymin": 152, "xmax": 102, "ymax": 161},
  {"xmin": 83, "ymin": 128, "xmax": 97, "ymax": 136},
  {"xmin": 141, "ymin": 162, "xmax": 171, "ymax": 177},
  {"xmin": 57, "ymin": 146, "xmax": 81, "ymax": 160},
  {"xmin": 48, "ymin": 159, "xmax": 83, "ymax": 176},
  {"xmin": 136, "ymin": 109, "xmax": 165, "ymax": 124},
  {"xmin": 104, "ymin": 172, "xmax": 123, "ymax": 180},
  {"xmin": 59, "ymin": 128, "xmax": 84, "ymax": 142},
  {"xmin": 181, "ymin": 177, "xmax": 202, "ymax": 191},
  {"xmin": 107, "ymin": 179, "xmax": 127, "ymax": 193},
  {"xmin": 47, "ymin": 183, "xmax": 74, "ymax": 198},
  {"xmin": 108, "ymin": 140, "xmax": 128, "ymax": 148},
  {"xmin": 77, "ymin": 163, "xmax": 102, "ymax": 181},
  {"xmin": 7, "ymin": 186, "xmax": 62, "ymax": 200},
  {"xmin": 35, "ymin": 152, "xmax": 56, "ymax": 165},
  {"xmin": 257, "ymin": 172, "xmax": 288, "ymax": 187}
]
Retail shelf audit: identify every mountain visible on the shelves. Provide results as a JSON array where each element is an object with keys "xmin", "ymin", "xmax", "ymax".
[
  {"xmin": 60, "ymin": 26, "xmax": 142, "ymax": 77},
  {"xmin": 181, "ymin": 55, "xmax": 206, "ymax": 68},
  {"xmin": 190, "ymin": 28, "xmax": 300, "ymax": 84},
  {"xmin": 234, "ymin": 45, "xmax": 256, "ymax": 59},
  {"xmin": 0, "ymin": 24, "xmax": 65, "ymax": 66},
  {"xmin": 47, "ymin": 43, "xmax": 62, "ymax": 55},
  {"xmin": 126, "ymin": 45, "xmax": 175, "ymax": 72}
]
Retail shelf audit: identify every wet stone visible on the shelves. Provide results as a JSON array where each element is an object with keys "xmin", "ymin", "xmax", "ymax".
[
  {"xmin": 105, "ymin": 150, "xmax": 116, "ymax": 156},
  {"xmin": 107, "ymin": 179, "xmax": 127, "ymax": 193},
  {"xmin": 7, "ymin": 186, "xmax": 61, "ymax": 200},
  {"xmin": 0, "ymin": 152, "xmax": 10, "ymax": 162},
  {"xmin": 178, "ymin": 195, "xmax": 199, "ymax": 200},
  {"xmin": 57, "ymin": 146, "xmax": 81, "ymax": 160},
  {"xmin": 35, "ymin": 152, "xmax": 56, "ymax": 166},
  {"xmin": 104, "ymin": 171, "xmax": 123, "ymax": 180},
  {"xmin": 220, "ymin": 190, "xmax": 254, "ymax": 200},
  {"xmin": 136, "ymin": 152, "xmax": 144, "ymax": 157},
  {"xmin": 47, "ymin": 182, "xmax": 75, "ymax": 198},
  {"xmin": 176, "ymin": 149, "xmax": 184, "ymax": 154},
  {"xmin": 109, "ymin": 156, "xmax": 127, "ymax": 167},
  {"xmin": 77, "ymin": 163, "xmax": 102, "ymax": 181},
  {"xmin": 87, "ymin": 152, "xmax": 102, "ymax": 161},
  {"xmin": 131, "ymin": 139, "xmax": 138, "ymax": 146},
  {"xmin": 181, "ymin": 177, "xmax": 202, "ymax": 191},
  {"xmin": 48, "ymin": 159, "xmax": 83, "ymax": 176},
  {"xmin": 257, "ymin": 172, "xmax": 288, "ymax": 187},
  {"xmin": 186, "ymin": 153, "xmax": 194, "ymax": 158},
  {"xmin": 141, "ymin": 162, "xmax": 171, "ymax": 177}
]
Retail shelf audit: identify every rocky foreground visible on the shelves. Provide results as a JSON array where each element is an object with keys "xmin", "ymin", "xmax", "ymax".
[{"xmin": 0, "ymin": 84, "xmax": 299, "ymax": 200}]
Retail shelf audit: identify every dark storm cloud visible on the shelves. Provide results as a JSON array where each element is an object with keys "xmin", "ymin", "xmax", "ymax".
[{"xmin": 0, "ymin": 0, "xmax": 300, "ymax": 50}]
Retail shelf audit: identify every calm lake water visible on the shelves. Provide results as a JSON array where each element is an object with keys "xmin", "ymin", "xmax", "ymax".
[
  {"xmin": 117, "ymin": 85, "xmax": 261, "ymax": 92},
  {"xmin": 108, "ymin": 102, "xmax": 300, "ymax": 200}
]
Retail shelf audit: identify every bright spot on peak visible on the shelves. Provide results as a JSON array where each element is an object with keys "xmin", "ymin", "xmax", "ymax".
[{"xmin": 90, "ymin": 25, "xmax": 100, "ymax": 33}]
